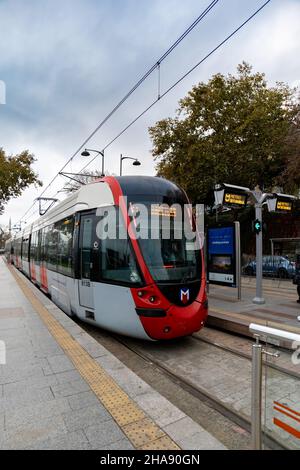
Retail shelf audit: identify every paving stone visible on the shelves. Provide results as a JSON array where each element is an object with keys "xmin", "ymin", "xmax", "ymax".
[
  {"xmin": 27, "ymin": 430, "xmax": 92, "ymax": 450},
  {"xmin": 68, "ymin": 390, "xmax": 100, "ymax": 411},
  {"xmin": 95, "ymin": 354, "xmax": 124, "ymax": 373},
  {"xmin": 163, "ymin": 416, "xmax": 227, "ymax": 450},
  {"xmin": 101, "ymin": 438, "xmax": 134, "ymax": 450},
  {"xmin": 32, "ymin": 343, "xmax": 64, "ymax": 357},
  {"xmin": 55, "ymin": 369, "xmax": 83, "ymax": 384},
  {"xmin": 84, "ymin": 420, "xmax": 127, "ymax": 449},
  {"xmin": 51, "ymin": 378, "xmax": 91, "ymax": 398},
  {"xmin": 3, "ymin": 373, "xmax": 58, "ymax": 395},
  {"xmin": 0, "ymin": 414, "xmax": 68, "ymax": 449},
  {"xmin": 63, "ymin": 404, "xmax": 111, "ymax": 432},
  {"xmin": 0, "ymin": 386, "xmax": 54, "ymax": 412},
  {"xmin": 5, "ymin": 397, "xmax": 71, "ymax": 430},
  {"xmin": 0, "ymin": 365, "xmax": 45, "ymax": 385},
  {"xmin": 47, "ymin": 354, "xmax": 75, "ymax": 374},
  {"xmin": 101, "ymin": 365, "xmax": 151, "ymax": 398},
  {"xmin": 75, "ymin": 334, "xmax": 108, "ymax": 358},
  {"xmin": 134, "ymin": 390, "xmax": 185, "ymax": 427}
]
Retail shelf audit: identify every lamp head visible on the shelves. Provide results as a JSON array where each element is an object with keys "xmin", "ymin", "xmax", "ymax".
[
  {"xmin": 133, "ymin": 159, "xmax": 141, "ymax": 166},
  {"xmin": 81, "ymin": 150, "xmax": 90, "ymax": 157}
]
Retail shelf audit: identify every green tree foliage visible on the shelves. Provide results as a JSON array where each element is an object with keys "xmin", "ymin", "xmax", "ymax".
[
  {"xmin": 149, "ymin": 63, "xmax": 297, "ymax": 204},
  {"xmin": 278, "ymin": 102, "xmax": 300, "ymax": 193},
  {"xmin": 0, "ymin": 148, "xmax": 42, "ymax": 213}
]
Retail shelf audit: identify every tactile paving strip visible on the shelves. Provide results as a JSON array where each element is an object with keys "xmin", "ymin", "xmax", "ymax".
[{"xmin": 9, "ymin": 266, "xmax": 180, "ymax": 450}]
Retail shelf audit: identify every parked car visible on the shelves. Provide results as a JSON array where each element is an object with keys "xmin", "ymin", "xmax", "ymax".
[
  {"xmin": 292, "ymin": 255, "xmax": 300, "ymax": 301},
  {"xmin": 243, "ymin": 255, "xmax": 295, "ymax": 279}
]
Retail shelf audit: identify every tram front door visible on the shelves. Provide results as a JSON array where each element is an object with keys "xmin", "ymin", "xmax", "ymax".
[{"xmin": 79, "ymin": 213, "xmax": 95, "ymax": 310}]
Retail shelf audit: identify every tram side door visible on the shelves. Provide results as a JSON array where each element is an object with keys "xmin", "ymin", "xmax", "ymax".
[{"xmin": 78, "ymin": 213, "xmax": 95, "ymax": 310}]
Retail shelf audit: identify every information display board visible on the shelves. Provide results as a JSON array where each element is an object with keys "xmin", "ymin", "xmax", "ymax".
[
  {"xmin": 275, "ymin": 198, "xmax": 293, "ymax": 213},
  {"xmin": 223, "ymin": 190, "xmax": 247, "ymax": 208},
  {"xmin": 207, "ymin": 224, "xmax": 237, "ymax": 287}
]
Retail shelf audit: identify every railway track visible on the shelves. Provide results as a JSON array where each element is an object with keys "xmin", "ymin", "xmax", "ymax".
[
  {"xmin": 80, "ymin": 321, "xmax": 290, "ymax": 450},
  {"xmin": 192, "ymin": 331, "xmax": 300, "ymax": 380}
]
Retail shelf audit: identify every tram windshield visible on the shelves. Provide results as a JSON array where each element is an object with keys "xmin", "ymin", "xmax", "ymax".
[{"xmin": 129, "ymin": 202, "xmax": 201, "ymax": 283}]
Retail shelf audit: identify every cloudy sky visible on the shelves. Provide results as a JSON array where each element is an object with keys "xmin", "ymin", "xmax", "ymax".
[{"xmin": 0, "ymin": 0, "xmax": 299, "ymax": 228}]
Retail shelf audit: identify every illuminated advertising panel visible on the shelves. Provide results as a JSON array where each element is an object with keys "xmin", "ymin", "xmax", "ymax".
[
  {"xmin": 223, "ymin": 191, "xmax": 247, "ymax": 208},
  {"xmin": 207, "ymin": 224, "xmax": 236, "ymax": 287},
  {"xmin": 275, "ymin": 199, "xmax": 293, "ymax": 212}
]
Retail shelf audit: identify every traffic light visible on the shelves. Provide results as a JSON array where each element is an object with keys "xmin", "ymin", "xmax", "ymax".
[{"xmin": 253, "ymin": 219, "xmax": 262, "ymax": 235}]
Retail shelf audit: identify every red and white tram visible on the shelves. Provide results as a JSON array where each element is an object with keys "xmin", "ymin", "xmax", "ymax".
[{"xmin": 5, "ymin": 176, "xmax": 208, "ymax": 340}]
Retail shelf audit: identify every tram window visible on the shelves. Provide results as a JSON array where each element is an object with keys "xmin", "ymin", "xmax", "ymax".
[
  {"xmin": 30, "ymin": 232, "xmax": 37, "ymax": 261},
  {"xmin": 36, "ymin": 230, "xmax": 42, "ymax": 264},
  {"xmin": 22, "ymin": 237, "xmax": 29, "ymax": 261},
  {"xmin": 80, "ymin": 215, "xmax": 94, "ymax": 280},
  {"xmin": 56, "ymin": 217, "xmax": 74, "ymax": 277},
  {"xmin": 134, "ymin": 202, "xmax": 201, "ymax": 283},
  {"xmin": 40, "ymin": 227, "xmax": 47, "ymax": 263},
  {"xmin": 45, "ymin": 224, "xmax": 58, "ymax": 271},
  {"xmin": 95, "ymin": 207, "xmax": 142, "ymax": 286}
]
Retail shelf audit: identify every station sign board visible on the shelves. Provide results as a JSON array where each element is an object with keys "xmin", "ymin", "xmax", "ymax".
[
  {"xmin": 267, "ymin": 196, "xmax": 294, "ymax": 213},
  {"xmin": 223, "ymin": 190, "xmax": 247, "ymax": 208},
  {"xmin": 207, "ymin": 224, "xmax": 237, "ymax": 288},
  {"xmin": 275, "ymin": 198, "xmax": 293, "ymax": 213}
]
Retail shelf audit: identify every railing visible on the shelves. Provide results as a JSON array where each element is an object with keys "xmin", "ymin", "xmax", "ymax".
[{"xmin": 249, "ymin": 323, "xmax": 300, "ymax": 450}]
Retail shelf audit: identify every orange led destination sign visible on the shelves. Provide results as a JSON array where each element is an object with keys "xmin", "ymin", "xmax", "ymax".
[
  {"xmin": 223, "ymin": 191, "xmax": 247, "ymax": 207},
  {"xmin": 151, "ymin": 205, "xmax": 177, "ymax": 217},
  {"xmin": 276, "ymin": 199, "xmax": 293, "ymax": 212}
]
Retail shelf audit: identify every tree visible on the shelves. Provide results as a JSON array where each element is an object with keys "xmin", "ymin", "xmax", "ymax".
[
  {"xmin": 0, "ymin": 226, "xmax": 10, "ymax": 249},
  {"xmin": 278, "ymin": 102, "xmax": 300, "ymax": 193},
  {"xmin": 0, "ymin": 148, "xmax": 42, "ymax": 213},
  {"xmin": 149, "ymin": 63, "xmax": 297, "ymax": 204}
]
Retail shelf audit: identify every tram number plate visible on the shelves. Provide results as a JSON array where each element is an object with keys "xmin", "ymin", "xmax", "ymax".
[{"xmin": 81, "ymin": 280, "xmax": 90, "ymax": 287}]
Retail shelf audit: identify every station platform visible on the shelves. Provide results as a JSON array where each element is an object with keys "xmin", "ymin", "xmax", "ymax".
[
  {"xmin": 208, "ymin": 278, "xmax": 300, "ymax": 346},
  {"xmin": 0, "ymin": 257, "xmax": 226, "ymax": 450}
]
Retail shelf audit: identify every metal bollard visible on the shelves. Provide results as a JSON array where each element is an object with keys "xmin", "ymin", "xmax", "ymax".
[{"xmin": 251, "ymin": 336, "xmax": 262, "ymax": 450}]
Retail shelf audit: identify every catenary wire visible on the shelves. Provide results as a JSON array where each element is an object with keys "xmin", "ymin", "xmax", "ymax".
[
  {"xmin": 63, "ymin": 0, "xmax": 272, "ymax": 184},
  {"xmin": 18, "ymin": 0, "xmax": 220, "ymax": 224}
]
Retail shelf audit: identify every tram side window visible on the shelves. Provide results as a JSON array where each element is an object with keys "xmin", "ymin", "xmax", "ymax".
[
  {"xmin": 45, "ymin": 225, "xmax": 58, "ymax": 271},
  {"xmin": 30, "ymin": 232, "xmax": 37, "ymax": 261},
  {"xmin": 56, "ymin": 217, "xmax": 74, "ymax": 277},
  {"xmin": 81, "ymin": 215, "xmax": 94, "ymax": 280},
  {"xmin": 22, "ymin": 237, "xmax": 29, "ymax": 262},
  {"xmin": 95, "ymin": 207, "xmax": 142, "ymax": 286},
  {"xmin": 40, "ymin": 227, "xmax": 47, "ymax": 264},
  {"xmin": 36, "ymin": 230, "xmax": 42, "ymax": 264},
  {"xmin": 15, "ymin": 239, "xmax": 20, "ymax": 258},
  {"xmin": 17, "ymin": 239, "xmax": 22, "ymax": 258}
]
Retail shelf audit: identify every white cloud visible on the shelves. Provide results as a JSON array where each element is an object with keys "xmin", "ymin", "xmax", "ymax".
[{"xmin": 0, "ymin": 0, "xmax": 299, "ymax": 226}]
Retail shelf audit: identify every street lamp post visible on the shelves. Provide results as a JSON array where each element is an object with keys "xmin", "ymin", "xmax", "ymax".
[
  {"xmin": 214, "ymin": 183, "xmax": 297, "ymax": 305},
  {"xmin": 81, "ymin": 148, "xmax": 105, "ymax": 177},
  {"xmin": 120, "ymin": 154, "xmax": 141, "ymax": 176}
]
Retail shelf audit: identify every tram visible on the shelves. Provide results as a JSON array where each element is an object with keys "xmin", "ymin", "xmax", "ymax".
[{"xmin": 5, "ymin": 176, "xmax": 208, "ymax": 340}]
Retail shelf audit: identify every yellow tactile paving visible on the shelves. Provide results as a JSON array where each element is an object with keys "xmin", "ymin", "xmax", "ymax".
[
  {"xmin": 9, "ymin": 265, "xmax": 180, "ymax": 450},
  {"xmin": 122, "ymin": 417, "xmax": 165, "ymax": 448}
]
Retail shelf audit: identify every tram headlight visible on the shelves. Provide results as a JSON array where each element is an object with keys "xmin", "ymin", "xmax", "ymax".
[
  {"xmin": 137, "ymin": 291, "xmax": 143, "ymax": 297},
  {"xmin": 149, "ymin": 296, "xmax": 156, "ymax": 303}
]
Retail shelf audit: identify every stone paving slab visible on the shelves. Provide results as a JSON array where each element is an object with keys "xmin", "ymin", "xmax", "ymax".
[{"xmin": 0, "ymin": 258, "xmax": 226, "ymax": 450}]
